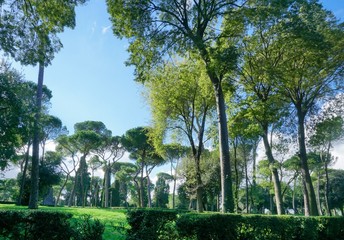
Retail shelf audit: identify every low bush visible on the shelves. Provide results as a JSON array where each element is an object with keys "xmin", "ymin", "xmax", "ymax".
[
  {"xmin": 126, "ymin": 209, "xmax": 344, "ymax": 240},
  {"xmin": 0, "ymin": 210, "xmax": 104, "ymax": 240},
  {"xmin": 126, "ymin": 208, "xmax": 179, "ymax": 240}
]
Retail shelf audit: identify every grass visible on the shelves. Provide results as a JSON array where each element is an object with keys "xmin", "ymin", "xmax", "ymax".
[{"xmin": 0, "ymin": 204, "xmax": 128, "ymax": 240}]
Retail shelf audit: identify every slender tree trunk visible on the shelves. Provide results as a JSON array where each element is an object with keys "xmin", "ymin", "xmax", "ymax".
[
  {"xmin": 101, "ymin": 173, "xmax": 106, "ymax": 207},
  {"xmin": 233, "ymin": 140, "xmax": 239, "ymax": 213},
  {"xmin": 29, "ymin": 63, "xmax": 44, "ymax": 209},
  {"xmin": 262, "ymin": 131, "xmax": 284, "ymax": 215},
  {"xmin": 146, "ymin": 166, "xmax": 152, "ymax": 208},
  {"xmin": 140, "ymin": 162, "xmax": 144, "ymax": 207},
  {"xmin": 324, "ymin": 150, "xmax": 332, "ymax": 216},
  {"xmin": 250, "ymin": 139, "xmax": 259, "ymax": 212},
  {"xmin": 171, "ymin": 159, "xmax": 179, "ymax": 209},
  {"xmin": 316, "ymin": 170, "xmax": 323, "ymax": 215},
  {"xmin": 195, "ymin": 157, "xmax": 204, "ymax": 212},
  {"xmin": 55, "ymin": 174, "xmax": 69, "ymax": 207},
  {"xmin": 104, "ymin": 166, "xmax": 111, "ymax": 207},
  {"xmin": 198, "ymin": 39, "xmax": 233, "ymax": 213},
  {"xmin": 292, "ymin": 178, "xmax": 296, "ymax": 213},
  {"xmin": 172, "ymin": 177, "xmax": 176, "ymax": 209},
  {"xmin": 244, "ymin": 154, "xmax": 249, "ymax": 214},
  {"xmin": 296, "ymin": 109, "xmax": 318, "ymax": 216},
  {"xmin": 212, "ymin": 80, "xmax": 233, "ymax": 213},
  {"xmin": 68, "ymin": 173, "xmax": 78, "ymax": 207},
  {"xmin": 302, "ymin": 178, "xmax": 310, "ymax": 216},
  {"xmin": 18, "ymin": 143, "xmax": 31, "ymax": 205}
]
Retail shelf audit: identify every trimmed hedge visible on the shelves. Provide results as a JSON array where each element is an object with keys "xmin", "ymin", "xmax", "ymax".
[
  {"xmin": 126, "ymin": 209, "xmax": 344, "ymax": 240},
  {"xmin": 126, "ymin": 208, "xmax": 179, "ymax": 240},
  {"xmin": 0, "ymin": 210, "xmax": 104, "ymax": 240}
]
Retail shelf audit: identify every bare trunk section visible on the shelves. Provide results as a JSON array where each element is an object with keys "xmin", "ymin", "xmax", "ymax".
[
  {"xmin": 146, "ymin": 165, "xmax": 152, "ymax": 208},
  {"xmin": 297, "ymin": 109, "xmax": 318, "ymax": 216},
  {"xmin": 29, "ymin": 63, "xmax": 44, "ymax": 209},
  {"xmin": 140, "ymin": 162, "xmax": 144, "ymax": 207},
  {"xmin": 213, "ymin": 81, "xmax": 234, "ymax": 213},
  {"xmin": 233, "ymin": 140, "xmax": 239, "ymax": 213},
  {"xmin": 103, "ymin": 166, "xmax": 111, "ymax": 207},
  {"xmin": 18, "ymin": 143, "xmax": 31, "ymax": 205},
  {"xmin": 56, "ymin": 174, "xmax": 69, "ymax": 207},
  {"xmin": 262, "ymin": 129, "xmax": 284, "ymax": 215},
  {"xmin": 316, "ymin": 171, "xmax": 323, "ymax": 215}
]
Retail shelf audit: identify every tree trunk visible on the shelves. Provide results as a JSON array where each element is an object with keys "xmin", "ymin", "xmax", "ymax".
[
  {"xmin": 233, "ymin": 140, "xmax": 239, "ymax": 213},
  {"xmin": 324, "ymin": 158, "xmax": 331, "ymax": 216},
  {"xmin": 29, "ymin": 63, "xmax": 44, "ymax": 209},
  {"xmin": 140, "ymin": 162, "xmax": 144, "ymax": 207},
  {"xmin": 146, "ymin": 165, "xmax": 152, "ymax": 208},
  {"xmin": 55, "ymin": 174, "xmax": 69, "ymax": 207},
  {"xmin": 195, "ymin": 157, "xmax": 204, "ymax": 212},
  {"xmin": 244, "ymin": 153, "xmax": 249, "ymax": 214},
  {"xmin": 296, "ymin": 109, "xmax": 318, "ymax": 216},
  {"xmin": 302, "ymin": 178, "xmax": 310, "ymax": 216},
  {"xmin": 18, "ymin": 143, "xmax": 31, "ymax": 205},
  {"xmin": 316, "ymin": 170, "xmax": 323, "ymax": 215},
  {"xmin": 292, "ymin": 178, "xmax": 296, "ymax": 213},
  {"xmin": 211, "ymin": 81, "xmax": 233, "ymax": 213},
  {"xmin": 104, "ymin": 166, "xmax": 111, "ymax": 208},
  {"xmin": 262, "ymin": 131, "xmax": 284, "ymax": 215},
  {"xmin": 68, "ymin": 174, "xmax": 77, "ymax": 207}
]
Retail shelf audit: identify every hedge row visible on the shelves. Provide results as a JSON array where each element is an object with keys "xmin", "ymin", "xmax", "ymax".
[
  {"xmin": 126, "ymin": 209, "xmax": 344, "ymax": 240},
  {"xmin": 0, "ymin": 210, "xmax": 104, "ymax": 240}
]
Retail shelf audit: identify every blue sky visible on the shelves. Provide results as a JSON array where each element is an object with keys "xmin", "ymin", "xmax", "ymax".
[{"xmin": 11, "ymin": 0, "xmax": 344, "ymax": 138}]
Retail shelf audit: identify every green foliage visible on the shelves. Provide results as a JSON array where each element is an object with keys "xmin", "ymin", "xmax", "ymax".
[
  {"xmin": 71, "ymin": 214, "xmax": 105, "ymax": 240},
  {"xmin": 0, "ymin": 0, "xmax": 87, "ymax": 66},
  {"xmin": 126, "ymin": 209, "xmax": 344, "ymax": 240},
  {"xmin": 126, "ymin": 209, "xmax": 179, "ymax": 240},
  {"xmin": 154, "ymin": 173, "xmax": 171, "ymax": 208},
  {"xmin": 0, "ymin": 210, "xmax": 105, "ymax": 240},
  {"xmin": 328, "ymin": 169, "xmax": 344, "ymax": 211}
]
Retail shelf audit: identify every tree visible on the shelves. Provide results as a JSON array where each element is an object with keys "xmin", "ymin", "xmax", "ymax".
[
  {"xmin": 122, "ymin": 127, "xmax": 164, "ymax": 208},
  {"xmin": 163, "ymin": 143, "xmax": 188, "ymax": 209},
  {"xmin": 271, "ymin": 1, "xmax": 344, "ymax": 216},
  {"xmin": 328, "ymin": 169, "xmax": 344, "ymax": 215},
  {"xmin": 107, "ymin": 0, "xmax": 244, "ymax": 212},
  {"xmin": 0, "ymin": 62, "xmax": 24, "ymax": 170},
  {"xmin": 154, "ymin": 172, "xmax": 172, "ymax": 208},
  {"xmin": 234, "ymin": 4, "xmax": 291, "ymax": 213},
  {"xmin": 0, "ymin": 0, "xmax": 88, "ymax": 209},
  {"xmin": 147, "ymin": 59, "xmax": 214, "ymax": 212},
  {"xmin": 309, "ymin": 116, "xmax": 344, "ymax": 215},
  {"xmin": 55, "ymin": 134, "xmax": 80, "ymax": 206},
  {"xmin": 95, "ymin": 135, "xmax": 125, "ymax": 208},
  {"xmin": 114, "ymin": 162, "xmax": 138, "ymax": 207}
]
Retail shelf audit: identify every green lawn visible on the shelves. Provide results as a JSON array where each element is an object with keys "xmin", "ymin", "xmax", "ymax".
[{"xmin": 0, "ymin": 204, "xmax": 128, "ymax": 240}]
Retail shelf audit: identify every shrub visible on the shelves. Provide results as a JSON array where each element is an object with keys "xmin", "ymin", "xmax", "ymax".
[
  {"xmin": 126, "ymin": 208, "xmax": 178, "ymax": 240},
  {"xmin": 126, "ymin": 209, "xmax": 344, "ymax": 240},
  {"xmin": 0, "ymin": 210, "xmax": 104, "ymax": 240},
  {"xmin": 71, "ymin": 214, "xmax": 105, "ymax": 240}
]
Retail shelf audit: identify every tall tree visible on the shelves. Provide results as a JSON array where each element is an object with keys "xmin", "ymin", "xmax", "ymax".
[
  {"xmin": 309, "ymin": 116, "xmax": 344, "ymax": 215},
  {"xmin": 154, "ymin": 172, "xmax": 172, "ymax": 208},
  {"xmin": 272, "ymin": 1, "xmax": 343, "ymax": 216},
  {"xmin": 96, "ymin": 135, "xmax": 125, "ymax": 208},
  {"xmin": 107, "ymin": 0, "xmax": 244, "ymax": 212},
  {"xmin": 60, "ymin": 121, "xmax": 105, "ymax": 207},
  {"xmin": 122, "ymin": 127, "xmax": 163, "ymax": 208},
  {"xmin": 1, "ymin": 0, "xmax": 87, "ymax": 209},
  {"xmin": 40, "ymin": 114, "xmax": 67, "ymax": 162},
  {"xmin": 0, "ymin": 62, "xmax": 25, "ymax": 170},
  {"xmin": 163, "ymin": 143, "xmax": 188, "ymax": 209},
  {"xmin": 147, "ymin": 59, "xmax": 214, "ymax": 212}
]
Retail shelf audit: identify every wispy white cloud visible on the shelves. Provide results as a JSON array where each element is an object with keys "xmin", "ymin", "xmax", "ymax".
[
  {"xmin": 102, "ymin": 25, "xmax": 112, "ymax": 34},
  {"xmin": 91, "ymin": 21, "xmax": 97, "ymax": 34}
]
